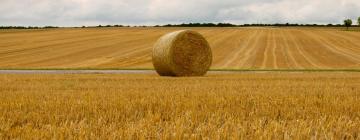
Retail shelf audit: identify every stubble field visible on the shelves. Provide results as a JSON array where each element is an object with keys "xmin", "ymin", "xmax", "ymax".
[
  {"xmin": 0, "ymin": 27, "xmax": 360, "ymax": 69},
  {"xmin": 0, "ymin": 27, "xmax": 360, "ymax": 139},
  {"xmin": 0, "ymin": 73, "xmax": 359, "ymax": 139}
]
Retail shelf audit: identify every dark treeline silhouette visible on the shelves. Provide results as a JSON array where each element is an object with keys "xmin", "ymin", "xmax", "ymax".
[
  {"xmin": 94, "ymin": 25, "xmax": 130, "ymax": 28},
  {"xmin": 84, "ymin": 23, "xmax": 349, "ymax": 28},
  {"xmin": 156, "ymin": 23, "xmax": 346, "ymax": 27},
  {"xmin": 155, "ymin": 23, "xmax": 237, "ymax": 27},
  {"xmin": 0, "ymin": 26, "xmax": 59, "ymax": 29},
  {"xmin": 1, "ymin": 21, "xmax": 359, "ymax": 29},
  {"xmin": 242, "ymin": 23, "xmax": 344, "ymax": 27}
]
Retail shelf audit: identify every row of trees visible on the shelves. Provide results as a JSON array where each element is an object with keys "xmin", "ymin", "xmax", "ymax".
[
  {"xmin": 90, "ymin": 22, "xmax": 359, "ymax": 28},
  {"xmin": 0, "ymin": 26, "xmax": 58, "ymax": 29},
  {"xmin": 156, "ymin": 23, "xmax": 237, "ymax": 27},
  {"xmin": 91, "ymin": 17, "xmax": 360, "ymax": 28},
  {"xmin": 156, "ymin": 23, "xmax": 351, "ymax": 27},
  {"xmin": 1, "ymin": 17, "xmax": 359, "ymax": 29}
]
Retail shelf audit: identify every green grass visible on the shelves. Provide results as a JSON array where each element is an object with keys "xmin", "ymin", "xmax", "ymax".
[
  {"xmin": 340, "ymin": 27, "xmax": 360, "ymax": 32},
  {"xmin": 210, "ymin": 68, "xmax": 360, "ymax": 72},
  {"xmin": 0, "ymin": 67, "xmax": 154, "ymax": 70}
]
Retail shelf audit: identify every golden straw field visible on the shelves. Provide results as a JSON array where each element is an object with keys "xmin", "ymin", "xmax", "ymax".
[
  {"xmin": 1, "ymin": 27, "xmax": 360, "ymax": 139},
  {"xmin": 0, "ymin": 73, "xmax": 359, "ymax": 139},
  {"xmin": 0, "ymin": 27, "xmax": 360, "ymax": 69}
]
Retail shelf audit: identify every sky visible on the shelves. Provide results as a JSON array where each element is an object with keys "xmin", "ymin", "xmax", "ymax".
[{"xmin": 1, "ymin": 0, "xmax": 360, "ymax": 26}]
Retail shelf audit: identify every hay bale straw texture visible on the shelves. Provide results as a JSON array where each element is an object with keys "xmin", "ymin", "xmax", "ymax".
[{"xmin": 152, "ymin": 30, "xmax": 212, "ymax": 76}]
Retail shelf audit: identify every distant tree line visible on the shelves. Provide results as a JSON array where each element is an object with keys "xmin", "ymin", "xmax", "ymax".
[
  {"xmin": 0, "ymin": 26, "xmax": 59, "ymax": 29},
  {"xmin": 89, "ymin": 20, "xmax": 360, "ymax": 28},
  {"xmin": 155, "ymin": 23, "xmax": 237, "ymax": 27},
  {"xmin": 0, "ymin": 24, "xmax": 345, "ymax": 29},
  {"xmin": 241, "ymin": 23, "xmax": 344, "ymax": 27},
  {"xmin": 157, "ymin": 23, "xmax": 287, "ymax": 27},
  {"xmin": 1, "ymin": 17, "xmax": 359, "ymax": 29},
  {"xmin": 93, "ymin": 25, "xmax": 130, "ymax": 28},
  {"xmin": 155, "ymin": 22, "xmax": 358, "ymax": 27}
]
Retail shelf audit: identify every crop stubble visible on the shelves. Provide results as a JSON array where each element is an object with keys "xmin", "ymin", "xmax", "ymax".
[
  {"xmin": 0, "ymin": 73, "xmax": 359, "ymax": 139},
  {"xmin": 0, "ymin": 27, "xmax": 359, "ymax": 69}
]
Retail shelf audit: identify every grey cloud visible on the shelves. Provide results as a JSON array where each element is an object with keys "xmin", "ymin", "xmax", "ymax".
[{"xmin": 0, "ymin": 0, "xmax": 359, "ymax": 26}]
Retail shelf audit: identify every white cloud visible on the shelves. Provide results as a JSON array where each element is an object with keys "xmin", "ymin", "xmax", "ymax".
[{"xmin": 0, "ymin": 0, "xmax": 359, "ymax": 26}]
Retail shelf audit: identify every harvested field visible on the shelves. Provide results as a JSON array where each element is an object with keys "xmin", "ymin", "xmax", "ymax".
[
  {"xmin": 0, "ymin": 73, "xmax": 359, "ymax": 139},
  {"xmin": 0, "ymin": 27, "xmax": 359, "ymax": 69}
]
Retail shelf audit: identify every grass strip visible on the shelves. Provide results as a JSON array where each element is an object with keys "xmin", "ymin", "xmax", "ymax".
[{"xmin": 0, "ymin": 67, "xmax": 359, "ymax": 72}]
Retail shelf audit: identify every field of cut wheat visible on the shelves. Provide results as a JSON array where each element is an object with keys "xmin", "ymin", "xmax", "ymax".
[
  {"xmin": 0, "ymin": 27, "xmax": 359, "ymax": 69},
  {"xmin": 0, "ymin": 73, "xmax": 359, "ymax": 139}
]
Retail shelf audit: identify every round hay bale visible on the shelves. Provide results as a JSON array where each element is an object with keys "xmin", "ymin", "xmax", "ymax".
[{"xmin": 152, "ymin": 30, "xmax": 212, "ymax": 76}]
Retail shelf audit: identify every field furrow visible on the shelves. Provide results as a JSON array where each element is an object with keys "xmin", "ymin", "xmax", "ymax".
[
  {"xmin": 239, "ymin": 29, "xmax": 265, "ymax": 68},
  {"xmin": 260, "ymin": 29, "xmax": 271, "ymax": 68},
  {"xmin": 302, "ymin": 30, "xmax": 360, "ymax": 67},
  {"xmin": 276, "ymin": 30, "xmax": 290, "ymax": 68},
  {"xmin": 219, "ymin": 29, "xmax": 257, "ymax": 68},
  {"xmin": 271, "ymin": 30, "xmax": 278, "ymax": 68}
]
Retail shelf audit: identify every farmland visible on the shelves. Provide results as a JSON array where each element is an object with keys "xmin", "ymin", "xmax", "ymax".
[
  {"xmin": 0, "ymin": 27, "xmax": 359, "ymax": 69},
  {"xmin": 0, "ymin": 73, "xmax": 359, "ymax": 139},
  {"xmin": 1, "ymin": 27, "xmax": 360, "ymax": 139}
]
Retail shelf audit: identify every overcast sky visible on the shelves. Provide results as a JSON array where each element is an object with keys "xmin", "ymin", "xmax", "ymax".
[{"xmin": 1, "ymin": 0, "xmax": 359, "ymax": 26}]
